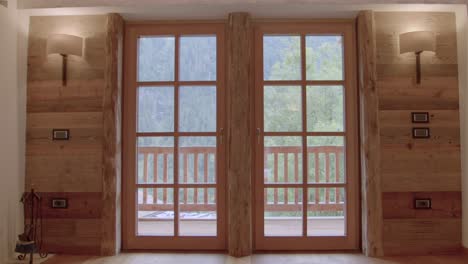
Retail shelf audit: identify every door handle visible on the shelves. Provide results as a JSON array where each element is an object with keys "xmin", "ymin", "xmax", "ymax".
[
  {"xmin": 256, "ymin": 128, "xmax": 261, "ymax": 144},
  {"xmin": 219, "ymin": 128, "xmax": 224, "ymax": 144}
]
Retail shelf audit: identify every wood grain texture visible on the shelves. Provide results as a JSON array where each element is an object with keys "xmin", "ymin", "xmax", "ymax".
[
  {"xmin": 226, "ymin": 12, "xmax": 254, "ymax": 257},
  {"xmin": 382, "ymin": 192, "xmax": 461, "ymax": 219},
  {"xmin": 378, "ymin": 77, "xmax": 459, "ymax": 111},
  {"xmin": 381, "ymin": 144, "xmax": 461, "ymax": 192},
  {"xmin": 27, "ymin": 80, "xmax": 104, "ymax": 113},
  {"xmin": 26, "ymin": 15, "xmax": 108, "ymax": 255},
  {"xmin": 374, "ymin": 11, "xmax": 461, "ymax": 256},
  {"xmin": 26, "ymin": 154, "xmax": 103, "ymax": 192},
  {"xmin": 41, "ymin": 219, "xmax": 102, "ymax": 255},
  {"xmin": 25, "ymin": 192, "xmax": 102, "ymax": 219},
  {"xmin": 375, "ymin": 12, "xmax": 457, "ymax": 67},
  {"xmin": 380, "ymin": 110, "xmax": 460, "ymax": 145},
  {"xmin": 357, "ymin": 10, "xmax": 383, "ymax": 257},
  {"xmin": 101, "ymin": 13, "xmax": 124, "ymax": 256},
  {"xmin": 383, "ymin": 219, "xmax": 462, "ymax": 255}
]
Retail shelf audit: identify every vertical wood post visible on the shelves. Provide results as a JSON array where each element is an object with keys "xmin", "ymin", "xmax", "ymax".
[
  {"xmin": 226, "ymin": 12, "xmax": 254, "ymax": 257},
  {"xmin": 101, "ymin": 13, "xmax": 124, "ymax": 256},
  {"xmin": 357, "ymin": 10, "xmax": 384, "ymax": 257}
]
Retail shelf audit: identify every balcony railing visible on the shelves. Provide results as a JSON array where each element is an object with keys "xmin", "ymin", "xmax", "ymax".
[{"xmin": 137, "ymin": 146, "xmax": 344, "ymax": 215}]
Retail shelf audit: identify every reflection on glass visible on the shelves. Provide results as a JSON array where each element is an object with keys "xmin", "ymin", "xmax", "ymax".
[
  {"xmin": 307, "ymin": 86, "xmax": 344, "ymax": 132},
  {"xmin": 138, "ymin": 137, "xmax": 174, "ymax": 184},
  {"xmin": 264, "ymin": 188, "xmax": 303, "ymax": 236},
  {"xmin": 179, "ymin": 188, "xmax": 217, "ymax": 236},
  {"xmin": 306, "ymin": 36, "xmax": 343, "ymax": 80},
  {"xmin": 179, "ymin": 86, "xmax": 216, "ymax": 132},
  {"xmin": 180, "ymin": 36, "xmax": 217, "ymax": 81},
  {"xmin": 264, "ymin": 86, "xmax": 302, "ymax": 132},
  {"xmin": 307, "ymin": 136, "xmax": 345, "ymax": 184},
  {"xmin": 307, "ymin": 187, "xmax": 345, "ymax": 236},
  {"xmin": 179, "ymin": 137, "xmax": 216, "ymax": 184},
  {"xmin": 264, "ymin": 136, "xmax": 302, "ymax": 184},
  {"xmin": 138, "ymin": 86, "xmax": 174, "ymax": 133},
  {"xmin": 138, "ymin": 36, "xmax": 175, "ymax": 81},
  {"xmin": 137, "ymin": 188, "xmax": 174, "ymax": 236},
  {"xmin": 263, "ymin": 36, "xmax": 301, "ymax": 80}
]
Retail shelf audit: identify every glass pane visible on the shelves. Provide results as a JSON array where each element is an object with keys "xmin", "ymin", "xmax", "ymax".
[
  {"xmin": 264, "ymin": 137, "xmax": 302, "ymax": 184},
  {"xmin": 308, "ymin": 188, "xmax": 345, "ymax": 236},
  {"xmin": 179, "ymin": 188, "xmax": 217, "ymax": 236},
  {"xmin": 180, "ymin": 36, "xmax": 217, "ymax": 81},
  {"xmin": 138, "ymin": 86, "xmax": 174, "ymax": 133},
  {"xmin": 137, "ymin": 188, "xmax": 174, "ymax": 236},
  {"xmin": 307, "ymin": 86, "xmax": 344, "ymax": 132},
  {"xmin": 308, "ymin": 136, "xmax": 344, "ymax": 183},
  {"xmin": 264, "ymin": 188, "xmax": 302, "ymax": 236},
  {"xmin": 138, "ymin": 137, "xmax": 174, "ymax": 184},
  {"xmin": 306, "ymin": 36, "xmax": 343, "ymax": 80},
  {"xmin": 264, "ymin": 86, "xmax": 302, "ymax": 132},
  {"xmin": 179, "ymin": 137, "xmax": 216, "ymax": 184},
  {"xmin": 263, "ymin": 36, "xmax": 301, "ymax": 80},
  {"xmin": 138, "ymin": 36, "xmax": 175, "ymax": 81},
  {"xmin": 179, "ymin": 86, "xmax": 216, "ymax": 132}
]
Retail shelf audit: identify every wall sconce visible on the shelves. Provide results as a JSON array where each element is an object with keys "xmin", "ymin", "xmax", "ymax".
[
  {"xmin": 47, "ymin": 34, "xmax": 83, "ymax": 86},
  {"xmin": 399, "ymin": 31, "xmax": 436, "ymax": 84}
]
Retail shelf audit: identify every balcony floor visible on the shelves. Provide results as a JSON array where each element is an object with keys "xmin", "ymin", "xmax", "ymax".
[{"xmin": 138, "ymin": 218, "xmax": 344, "ymax": 237}]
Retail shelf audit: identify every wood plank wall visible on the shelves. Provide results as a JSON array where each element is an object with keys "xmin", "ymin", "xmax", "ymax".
[
  {"xmin": 26, "ymin": 15, "xmax": 108, "ymax": 254},
  {"xmin": 374, "ymin": 12, "xmax": 462, "ymax": 255}
]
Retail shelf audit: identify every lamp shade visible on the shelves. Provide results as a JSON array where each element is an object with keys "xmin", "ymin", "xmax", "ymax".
[
  {"xmin": 399, "ymin": 31, "xmax": 436, "ymax": 54},
  {"xmin": 47, "ymin": 34, "xmax": 83, "ymax": 57}
]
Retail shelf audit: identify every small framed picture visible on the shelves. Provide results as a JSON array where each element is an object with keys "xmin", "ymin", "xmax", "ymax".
[
  {"xmin": 412, "ymin": 127, "xmax": 430, "ymax": 139},
  {"xmin": 411, "ymin": 112, "xmax": 429, "ymax": 123},
  {"xmin": 52, "ymin": 129, "xmax": 70, "ymax": 140}
]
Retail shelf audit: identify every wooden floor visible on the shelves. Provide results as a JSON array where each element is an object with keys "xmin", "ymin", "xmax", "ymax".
[{"xmin": 42, "ymin": 253, "xmax": 468, "ymax": 264}]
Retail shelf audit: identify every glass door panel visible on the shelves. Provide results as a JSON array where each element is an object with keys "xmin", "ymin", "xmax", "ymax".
[
  {"xmin": 124, "ymin": 23, "xmax": 225, "ymax": 250},
  {"xmin": 254, "ymin": 22, "xmax": 358, "ymax": 250}
]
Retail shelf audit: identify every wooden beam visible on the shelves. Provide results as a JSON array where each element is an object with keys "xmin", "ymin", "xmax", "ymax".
[
  {"xmin": 101, "ymin": 13, "xmax": 124, "ymax": 256},
  {"xmin": 357, "ymin": 10, "xmax": 384, "ymax": 257},
  {"xmin": 226, "ymin": 12, "xmax": 254, "ymax": 257}
]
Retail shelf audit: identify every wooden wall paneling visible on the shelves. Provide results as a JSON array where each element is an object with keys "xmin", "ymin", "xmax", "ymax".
[
  {"xmin": 383, "ymin": 219, "xmax": 462, "ymax": 255},
  {"xmin": 101, "ymin": 13, "xmax": 124, "ymax": 256},
  {"xmin": 357, "ymin": 10, "xmax": 384, "ymax": 257},
  {"xmin": 25, "ymin": 192, "xmax": 103, "ymax": 219},
  {"xmin": 377, "ymin": 77, "xmax": 459, "ymax": 111},
  {"xmin": 26, "ymin": 154, "xmax": 103, "ymax": 192},
  {"xmin": 382, "ymin": 192, "xmax": 461, "ymax": 219},
  {"xmin": 26, "ymin": 15, "xmax": 107, "ymax": 255},
  {"xmin": 374, "ymin": 12, "xmax": 457, "ymax": 67},
  {"xmin": 374, "ymin": 11, "xmax": 461, "ymax": 255},
  {"xmin": 226, "ymin": 12, "xmax": 254, "ymax": 257},
  {"xmin": 27, "ymin": 80, "xmax": 104, "ymax": 113},
  {"xmin": 40, "ymin": 219, "xmax": 102, "ymax": 255},
  {"xmin": 380, "ymin": 109, "xmax": 460, "ymax": 145}
]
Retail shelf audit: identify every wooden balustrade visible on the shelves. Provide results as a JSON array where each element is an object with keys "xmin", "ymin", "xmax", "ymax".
[{"xmin": 137, "ymin": 146, "xmax": 344, "ymax": 213}]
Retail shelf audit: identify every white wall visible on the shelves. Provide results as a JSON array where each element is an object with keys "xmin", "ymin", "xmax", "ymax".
[{"xmin": 0, "ymin": 0, "xmax": 25, "ymax": 262}]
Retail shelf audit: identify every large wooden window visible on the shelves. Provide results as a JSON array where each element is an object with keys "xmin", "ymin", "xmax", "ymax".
[
  {"xmin": 123, "ymin": 19, "xmax": 358, "ymax": 252},
  {"xmin": 123, "ymin": 23, "xmax": 226, "ymax": 250},
  {"xmin": 253, "ymin": 21, "xmax": 359, "ymax": 250}
]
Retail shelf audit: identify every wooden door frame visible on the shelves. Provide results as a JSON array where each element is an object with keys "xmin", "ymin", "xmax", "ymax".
[
  {"xmin": 252, "ymin": 20, "xmax": 359, "ymax": 251},
  {"xmin": 122, "ymin": 21, "xmax": 227, "ymax": 250}
]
